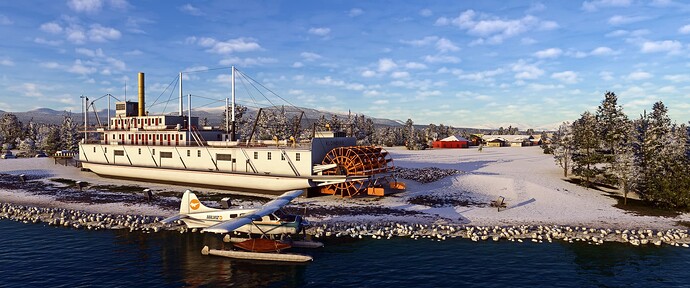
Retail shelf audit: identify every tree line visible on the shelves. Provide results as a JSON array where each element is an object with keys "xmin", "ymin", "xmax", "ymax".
[
  {"xmin": 545, "ymin": 92, "xmax": 690, "ymax": 209},
  {"xmin": 0, "ymin": 112, "xmax": 80, "ymax": 156}
]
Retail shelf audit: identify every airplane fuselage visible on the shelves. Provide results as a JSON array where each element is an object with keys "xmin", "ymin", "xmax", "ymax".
[{"xmin": 181, "ymin": 208, "xmax": 304, "ymax": 235}]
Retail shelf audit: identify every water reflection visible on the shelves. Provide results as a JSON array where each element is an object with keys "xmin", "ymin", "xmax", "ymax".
[{"xmin": 111, "ymin": 230, "xmax": 307, "ymax": 287}]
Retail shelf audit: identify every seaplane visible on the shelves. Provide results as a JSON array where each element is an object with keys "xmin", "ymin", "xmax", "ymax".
[{"xmin": 161, "ymin": 190, "xmax": 320, "ymax": 262}]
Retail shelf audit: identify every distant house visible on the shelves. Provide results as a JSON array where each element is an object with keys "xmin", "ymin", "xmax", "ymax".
[
  {"xmin": 469, "ymin": 134, "xmax": 484, "ymax": 146},
  {"xmin": 432, "ymin": 135, "xmax": 469, "ymax": 148},
  {"xmin": 482, "ymin": 135, "xmax": 532, "ymax": 147},
  {"xmin": 529, "ymin": 134, "xmax": 543, "ymax": 146}
]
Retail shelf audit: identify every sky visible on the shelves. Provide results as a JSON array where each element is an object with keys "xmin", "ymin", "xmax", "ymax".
[{"xmin": 1, "ymin": 0, "xmax": 689, "ymax": 130}]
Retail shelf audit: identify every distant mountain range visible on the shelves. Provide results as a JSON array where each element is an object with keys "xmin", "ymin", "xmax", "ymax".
[
  {"xmin": 0, "ymin": 106, "xmax": 405, "ymax": 128},
  {"xmin": 0, "ymin": 106, "xmax": 557, "ymax": 131}
]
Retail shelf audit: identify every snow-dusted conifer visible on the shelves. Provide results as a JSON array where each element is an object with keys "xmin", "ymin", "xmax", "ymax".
[
  {"xmin": 0, "ymin": 113, "xmax": 23, "ymax": 148},
  {"xmin": 60, "ymin": 112, "xmax": 80, "ymax": 151},
  {"xmin": 550, "ymin": 122, "xmax": 574, "ymax": 177},
  {"xmin": 571, "ymin": 111, "xmax": 602, "ymax": 187}
]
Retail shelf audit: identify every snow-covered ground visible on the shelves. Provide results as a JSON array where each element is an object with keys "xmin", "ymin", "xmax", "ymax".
[{"xmin": 1, "ymin": 146, "xmax": 689, "ymax": 230}]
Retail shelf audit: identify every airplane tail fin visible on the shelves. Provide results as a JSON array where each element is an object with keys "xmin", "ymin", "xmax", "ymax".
[{"xmin": 180, "ymin": 190, "xmax": 217, "ymax": 214}]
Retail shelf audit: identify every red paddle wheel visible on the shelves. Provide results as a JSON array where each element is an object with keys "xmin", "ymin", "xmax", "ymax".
[{"xmin": 319, "ymin": 146, "xmax": 395, "ymax": 197}]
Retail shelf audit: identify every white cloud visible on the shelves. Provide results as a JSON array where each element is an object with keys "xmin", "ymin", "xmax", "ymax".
[
  {"xmin": 640, "ymin": 40, "xmax": 682, "ymax": 54},
  {"xmin": 521, "ymin": 37, "xmax": 537, "ymax": 45},
  {"xmin": 40, "ymin": 22, "xmax": 63, "ymax": 34},
  {"xmin": 76, "ymin": 47, "xmax": 104, "ymax": 57},
  {"xmin": 551, "ymin": 71, "xmax": 579, "ymax": 84},
  {"xmin": 679, "ymin": 24, "xmax": 690, "ymax": 34},
  {"xmin": 437, "ymin": 10, "xmax": 558, "ymax": 44},
  {"xmin": 308, "ymin": 27, "xmax": 331, "ymax": 37},
  {"xmin": 218, "ymin": 57, "xmax": 277, "ymax": 66},
  {"xmin": 68, "ymin": 0, "xmax": 103, "ymax": 13},
  {"xmin": 608, "ymin": 15, "xmax": 647, "ymax": 25},
  {"xmin": 373, "ymin": 99, "xmax": 389, "ymax": 105},
  {"xmin": 66, "ymin": 27, "xmax": 87, "ymax": 44},
  {"xmin": 663, "ymin": 74, "xmax": 690, "ymax": 82},
  {"xmin": 0, "ymin": 59, "xmax": 13, "ymax": 66},
  {"xmin": 348, "ymin": 8, "xmax": 363, "ymax": 17},
  {"xmin": 512, "ymin": 60, "xmax": 543, "ymax": 79},
  {"xmin": 377, "ymin": 58, "xmax": 397, "ymax": 72},
  {"xmin": 401, "ymin": 36, "xmax": 439, "ymax": 47},
  {"xmin": 22, "ymin": 83, "xmax": 43, "ymax": 97},
  {"xmin": 34, "ymin": 38, "xmax": 62, "ymax": 46},
  {"xmin": 419, "ymin": 9, "xmax": 433, "ymax": 17},
  {"xmin": 457, "ymin": 68, "xmax": 505, "ymax": 82},
  {"xmin": 0, "ymin": 14, "xmax": 12, "ymax": 25},
  {"xmin": 391, "ymin": 71, "xmax": 410, "ymax": 79},
  {"xmin": 292, "ymin": 62, "xmax": 304, "ymax": 68},
  {"xmin": 582, "ymin": 0, "xmax": 632, "ymax": 12},
  {"xmin": 124, "ymin": 49, "xmax": 143, "ymax": 56},
  {"xmin": 600, "ymin": 71, "xmax": 614, "ymax": 81},
  {"xmin": 40, "ymin": 62, "xmax": 60, "ymax": 69},
  {"xmin": 87, "ymin": 24, "xmax": 121, "ymax": 42},
  {"xmin": 405, "ymin": 62, "xmax": 427, "ymax": 69},
  {"xmin": 590, "ymin": 46, "xmax": 619, "ymax": 56},
  {"xmin": 179, "ymin": 4, "xmax": 203, "ymax": 16},
  {"xmin": 423, "ymin": 54, "xmax": 460, "ymax": 63},
  {"xmin": 361, "ymin": 70, "xmax": 376, "ymax": 77},
  {"xmin": 300, "ymin": 52, "xmax": 322, "ymax": 61},
  {"xmin": 534, "ymin": 48, "xmax": 562, "ymax": 58},
  {"xmin": 68, "ymin": 60, "xmax": 97, "ymax": 75},
  {"xmin": 436, "ymin": 38, "xmax": 459, "ymax": 52},
  {"xmin": 192, "ymin": 37, "xmax": 261, "ymax": 54},
  {"xmin": 626, "ymin": 71, "xmax": 653, "ymax": 80}
]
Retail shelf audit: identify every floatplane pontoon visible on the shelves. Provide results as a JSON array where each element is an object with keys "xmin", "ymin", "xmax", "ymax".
[{"xmin": 162, "ymin": 189, "xmax": 320, "ymax": 262}]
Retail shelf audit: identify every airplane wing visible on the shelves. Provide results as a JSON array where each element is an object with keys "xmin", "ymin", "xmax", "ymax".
[
  {"xmin": 160, "ymin": 214, "xmax": 188, "ymax": 224},
  {"xmin": 202, "ymin": 190, "xmax": 303, "ymax": 234}
]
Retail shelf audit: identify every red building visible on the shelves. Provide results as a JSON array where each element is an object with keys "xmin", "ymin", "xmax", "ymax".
[{"xmin": 432, "ymin": 135, "xmax": 470, "ymax": 148}]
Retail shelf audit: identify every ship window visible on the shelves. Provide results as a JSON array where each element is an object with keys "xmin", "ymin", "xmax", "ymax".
[
  {"xmin": 156, "ymin": 135, "xmax": 159, "ymax": 140},
  {"xmin": 197, "ymin": 150, "xmax": 201, "ymax": 157},
  {"xmin": 281, "ymin": 153, "xmax": 285, "ymax": 161},
  {"xmin": 93, "ymin": 147, "xmax": 96, "ymax": 153},
  {"xmin": 148, "ymin": 135, "xmax": 152, "ymax": 140},
  {"xmin": 105, "ymin": 148, "xmax": 107, "ymax": 153},
  {"xmin": 296, "ymin": 153, "xmax": 301, "ymax": 161},
  {"xmin": 128, "ymin": 135, "xmax": 131, "ymax": 140},
  {"xmin": 138, "ymin": 119, "xmax": 141, "ymax": 125},
  {"xmin": 160, "ymin": 152, "xmax": 173, "ymax": 158},
  {"xmin": 114, "ymin": 150, "xmax": 124, "ymax": 156},
  {"xmin": 187, "ymin": 150, "xmax": 190, "ymax": 157},
  {"xmin": 112, "ymin": 134, "xmax": 115, "ymax": 139},
  {"xmin": 138, "ymin": 135, "xmax": 142, "ymax": 140},
  {"xmin": 138, "ymin": 148, "xmax": 141, "ymax": 155},
  {"xmin": 267, "ymin": 152, "xmax": 272, "ymax": 160},
  {"xmin": 152, "ymin": 149, "xmax": 155, "ymax": 155},
  {"xmin": 230, "ymin": 214, "xmax": 238, "ymax": 218},
  {"xmin": 253, "ymin": 152, "xmax": 258, "ymax": 159},
  {"xmin": 217, "ymin": 154, "xmax": 232, "ymax": 161}
]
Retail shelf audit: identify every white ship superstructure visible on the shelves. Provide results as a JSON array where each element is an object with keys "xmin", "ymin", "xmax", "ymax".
[{"xmin": 79, "ymin": 68, "xmax": 395, "ymax": 196}]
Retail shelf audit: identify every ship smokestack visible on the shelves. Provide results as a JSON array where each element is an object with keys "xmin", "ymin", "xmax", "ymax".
[{"xmin": 138, "ymin": 72, "xmax": 145, "ymax": 116}]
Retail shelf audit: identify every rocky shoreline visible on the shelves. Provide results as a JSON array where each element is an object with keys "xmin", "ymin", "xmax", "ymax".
[{"xmin": 2, "ymin": 201, "xmax": 689, "ymax": 248}]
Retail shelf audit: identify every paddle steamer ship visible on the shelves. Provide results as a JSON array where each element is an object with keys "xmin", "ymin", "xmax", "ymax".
[{"xmin": 78, "ymin": 68, "xmax": 396, "ymax": 196}]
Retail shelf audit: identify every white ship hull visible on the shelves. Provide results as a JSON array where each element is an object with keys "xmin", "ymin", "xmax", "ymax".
[{"xmin": 81, "ymin": 161, "xmax": 351, "ymax": 192}]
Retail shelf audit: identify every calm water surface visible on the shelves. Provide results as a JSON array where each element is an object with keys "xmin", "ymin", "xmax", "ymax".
[{"xmin": 0, "ymin": 220, "xmax": 689, "ymax": 287}]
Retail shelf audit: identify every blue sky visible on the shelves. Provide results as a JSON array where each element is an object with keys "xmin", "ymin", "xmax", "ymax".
[{"xmin": 1, "ymin": 0, "xmax": 689, "ymax": 129}]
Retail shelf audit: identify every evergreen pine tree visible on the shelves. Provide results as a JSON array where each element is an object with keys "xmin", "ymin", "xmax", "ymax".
[
  {"xmin": 550, "ymin": 122, "xmax": 574, "ymax": 177},
  {"xmin": 571, "ymin": 111, "xmax": 602, "ymax": 186}
]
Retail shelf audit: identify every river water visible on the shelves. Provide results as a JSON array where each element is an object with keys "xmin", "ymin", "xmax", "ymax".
[{"xmin": 1, "ymin": 220, "xmax": 688, "ymax": 287}]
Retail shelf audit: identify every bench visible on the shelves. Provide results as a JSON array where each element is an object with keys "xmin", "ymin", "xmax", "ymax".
[{"xmin": 490, "ymin": 196, "xmax": 507, "ymax": 212}]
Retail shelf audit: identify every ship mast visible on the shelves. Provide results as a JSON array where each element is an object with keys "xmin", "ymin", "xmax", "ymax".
[
  {"xmin": 179, "ymin": 72, "xmax": 183, "ymax": 116},
  {"xmin": 231, "ymin": 66, "xmax": 236, "ymax": 141}
]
